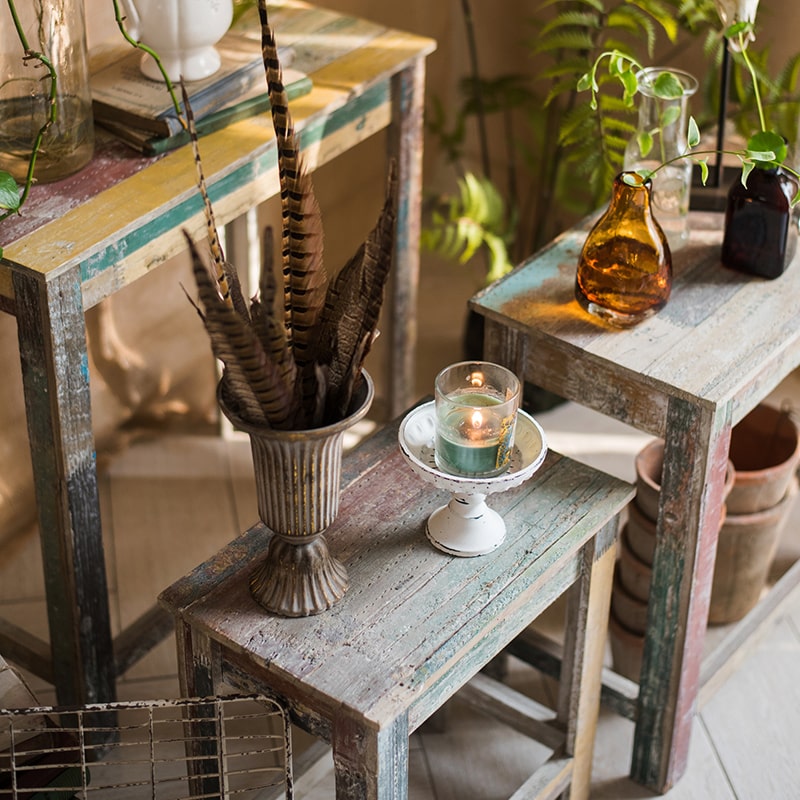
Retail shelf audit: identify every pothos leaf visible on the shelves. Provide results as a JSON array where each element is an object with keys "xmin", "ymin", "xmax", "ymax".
[
  {"xmin": 651, "ymin": 71, "xmax": 683, "ymax": 100},
  {"xmin": 660, "ymin": 104, "xmax": 681, "ymax": 128},
  {"xmin": 637, "ymin": 130, "xmax": 654, "ymax": 157},
  {"xmin": 0, "ymin": 172, "xmax": 21, "ymax": 212},
  {"xmin": 747, "ymin": 130, "xmax": 786, "ymax": 164},
  {"xmin": 687, "ymin": 117, "xmax": 701, "ymax": 148},
  {"xmin": 740, "ymin": 159, "xmax": 756, "ymax": 187}
]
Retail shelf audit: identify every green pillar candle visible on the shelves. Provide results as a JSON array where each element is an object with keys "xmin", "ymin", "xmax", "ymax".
[{"xmin": 434, "ymin": 363, "xmax": 521, "ymax": 478}]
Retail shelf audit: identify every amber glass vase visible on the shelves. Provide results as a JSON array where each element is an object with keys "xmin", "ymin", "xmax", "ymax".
[{"xmin": 576, "ymin": 172, "xmax": 672, "ymax": 327}]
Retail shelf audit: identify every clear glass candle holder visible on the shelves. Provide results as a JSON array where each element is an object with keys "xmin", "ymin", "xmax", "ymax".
[{"xmin": 434, "ymin": 361, "xmax": 521, "ymax": 478}]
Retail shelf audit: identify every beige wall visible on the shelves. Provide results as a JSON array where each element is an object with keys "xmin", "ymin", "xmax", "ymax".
[{"xmin": 2, "ymin": 0, "xmax": 800, "ymax": 536}]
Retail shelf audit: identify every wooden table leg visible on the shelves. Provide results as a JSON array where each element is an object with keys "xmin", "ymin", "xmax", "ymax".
[
  {"xmin": 559, "ymin": 518, "xmax": 618, "ymax": 800},
  {"xmin": 12, "ymin": 266, "xmax": 116, "ymax": 706},
  {"xmin": 631, "ymin": 396, "xmax": 732, "ymax": 791},
  {"xmin": 332, "ymin": 712, "xmax": 409, "ymax": 800},
  {"xmin": 387, "ymin": 57, "xmax": 425, "ymax": 418}
]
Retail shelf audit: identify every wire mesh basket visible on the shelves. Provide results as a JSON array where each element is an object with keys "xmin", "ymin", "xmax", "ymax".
[{"xmin": 0, "ymin": 694, "xmax": 293, "ymax": 799}]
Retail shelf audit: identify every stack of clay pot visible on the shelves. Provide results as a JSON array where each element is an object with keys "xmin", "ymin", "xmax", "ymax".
[
  {"xmin": 609, "ymin": 440, "xmax": 734, "ymax": 682},
  {"xmin": 709, "ymin": 404, "xmax": 800, "ymax": 624},
  {"xmin": 610, "ymin": 403, "xmax": 800, "ymax": 681}
]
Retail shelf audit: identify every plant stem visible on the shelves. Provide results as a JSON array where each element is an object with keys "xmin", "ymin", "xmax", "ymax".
[
  {"xmin": 111, "ymin": 0, "xmax": 185, "ymax": 125},
  {"xmin": 0, "ymin": 0, "xmax": 57, "ymax": 223},
  {"xmin": 738, "ymin": 31, "xmax": 766, "ymax": 133}
]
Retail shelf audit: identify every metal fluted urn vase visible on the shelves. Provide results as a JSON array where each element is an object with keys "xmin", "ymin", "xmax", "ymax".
[{"xmin": 219, "ymin": 373, "xmax": 374, "ymax": 617}]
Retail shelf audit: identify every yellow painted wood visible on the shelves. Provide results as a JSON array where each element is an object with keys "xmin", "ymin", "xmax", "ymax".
[{"xmin": 1, "ymin": 7, "xmax": 434, "ymax": 295}]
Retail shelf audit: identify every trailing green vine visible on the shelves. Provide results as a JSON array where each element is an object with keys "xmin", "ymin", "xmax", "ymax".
[
  {"xmin": 580, "ymin": 21, "xmax": 800, "ymax": 205},
  {"xmin": 0, "ymin": 0, "xmax": 58, "ymax": 226},
  {"xmin": 0, "ymin": 0, "xmax": 187, "ymax": 253}
]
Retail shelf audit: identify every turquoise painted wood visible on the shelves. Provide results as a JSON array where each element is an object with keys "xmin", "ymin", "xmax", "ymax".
[
  {"xmin": 0, "ymin": 1, "xmax": 435, "ymax": 707},
  {"xmin": 471, "ymin": 209, "xmax": 800, "ymax": 793},
  {"xmin": 160, "ymin": 413, "xmax": 633, "ymax": 800}
]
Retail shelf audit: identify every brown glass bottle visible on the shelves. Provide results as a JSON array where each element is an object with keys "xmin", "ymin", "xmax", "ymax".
[
  {"xmin": 721, "ymin": 166, "xmax": 798, "ymax": 280},
  {"xmin": 576, "ymin": 172, "xmax": 672, "ymax": 327}
]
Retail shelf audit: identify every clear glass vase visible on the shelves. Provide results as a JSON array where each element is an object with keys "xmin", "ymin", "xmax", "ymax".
[
  {"xmin": 575, "ymin": 172, "xmax": 672, "ymax": 327},
  {"xmin": 0, "ymin": 0, "xmax": 95, "ymax": 183},
  {"xmin": 623, "ymin": 67, "xmax": 698, "ymax": 251}
]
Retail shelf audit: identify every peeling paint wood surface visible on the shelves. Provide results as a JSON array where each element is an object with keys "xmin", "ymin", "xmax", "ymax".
[
  {"xmin": 0, "ymin": 0, "xmax": 436, "ymax": 307},
  {"xmin": 161, "ymin": 422, "xmax": 633, "ymax": 799},
  {"xmin": 472, "ymin": 211, "xmax": 800, "ymax": 435},
  {"xmin": 0, "ymin": 1, "xmax": 435, "ymax": 710},
  {"xmin": 471, "ymin": 210, "xmax": 800, "ymax": 793}
]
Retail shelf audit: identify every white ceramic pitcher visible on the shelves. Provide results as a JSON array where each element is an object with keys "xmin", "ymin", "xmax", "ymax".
[{"xmin": 120, "ymin": 0, "xmax": 234, "ymax": 82}]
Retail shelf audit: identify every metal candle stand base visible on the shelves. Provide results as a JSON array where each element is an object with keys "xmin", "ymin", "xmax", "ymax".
[{"xmin": 399, "ymin": 403, "xmax": 548, "ymax": 557}]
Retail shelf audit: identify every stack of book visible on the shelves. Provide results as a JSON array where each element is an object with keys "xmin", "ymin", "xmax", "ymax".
[{"xmin": 90, "ymin": 19, "xmax": 311, "ymax": 156}]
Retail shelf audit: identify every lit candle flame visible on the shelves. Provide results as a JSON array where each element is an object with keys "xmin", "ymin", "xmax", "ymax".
[{"xmin": 471, "ymin": 410, "xmax": 484, "ymax": 429}]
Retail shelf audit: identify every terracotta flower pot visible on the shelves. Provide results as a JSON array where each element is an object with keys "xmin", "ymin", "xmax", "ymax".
[
  {"xmin": 611, "ymin": 569, "xmax": 649, "ymax": 634},
  {"xmin": 608, "ymin": 611, "xmax": 644, "ymax": 683},
  {"xmin": 726, "ymin": 404, "xmax": 800, "ymax": 515},
  {"xmin": 617, "ymin": 526, "xmax": 652, "ymax": 603},
  {"xmin": 709, "ymin": 479, "xmax": 798, "ymax": 625},
  {"xmin": 634, "ymin": 437, "xmax": 734, "ymax": 523}
]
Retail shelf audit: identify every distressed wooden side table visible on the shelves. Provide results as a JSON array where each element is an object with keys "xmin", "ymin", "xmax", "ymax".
[
  {"xmin": 160, "ymin": 414, "xmax": 633, "ymax": 800},
  {"xmin": 0, "ymin": 1, "xmax": 434, "ymax": 707},
  {"xmin": 470, "ymin": 210, "xmax": 800, "ymax": 792}
]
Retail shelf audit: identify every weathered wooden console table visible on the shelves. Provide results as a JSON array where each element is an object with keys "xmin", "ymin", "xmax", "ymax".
[
  {"xmin": 0, "ymin": 1, "xmax": 435, "ymax": 706},
  {"xmin": 470, "ymin": 210, "xmax": 800, "ymax": 792},
  {"xmin": 160, "ymin": 414, "xmax": 634, "ymax": 800}
]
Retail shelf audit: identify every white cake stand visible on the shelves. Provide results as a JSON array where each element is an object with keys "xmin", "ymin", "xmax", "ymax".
[{"xmin": 398, "ymin": 402, "xmax": 548, "ymax": 557}]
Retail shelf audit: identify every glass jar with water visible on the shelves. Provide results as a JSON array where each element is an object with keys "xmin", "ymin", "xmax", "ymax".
[
  {"xmin": 0, "ymin": 0, "xmax": 95, "ymax": 183},
  {"xmin": 623, "ymin": 67, "xmax": 698, "ymax": 251}
]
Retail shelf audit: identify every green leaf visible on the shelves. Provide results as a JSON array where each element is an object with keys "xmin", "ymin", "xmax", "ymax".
[
  {"xmin": 741, "ymin": 159, "xmax": 756, "ymax": 187},
  {"xmin": 576, "ymin": 73, "xmax": 593, "ymax": 92},
  {"xmin": 747, "ymin": 130, "xmax": 787, "ymax": 164},
  {"xmin": 687, "ymin": 116, "xmax": 700, "ymax": 148},
  {"xmin": 651, "ymin": 71, "xmax": 684, "ymax": 100},
  {"xmin": 725, "ymin": 21, "xmax": 751, "ymax": 39},
  {"xmin": 538, "ymin": 11, "xmax": 600, "ymax": 37},
  {"xmin": 620, "ymin": 69, "xmax": 639, "ymax": 104},
  {"xmin": 533, "ymin": 29, "xmax": 595, "ymax": 54},
  {"xmin": 629, "ymin": 0, "xmax": 678, "ymax": 42},
  {"xmin": 637, "ymin": 130, "xmax": 654, "ymax": 157},
  {"xmin": 0, "ymin": 172, "xmax": 21, "ymax": 212},
  {"xmin": 696, "ymin": 158, "xmax": 709, "ymax": 185},
  {"xmin": 660, "ymin": 104, "xmax": 681, "ymax": 128}
]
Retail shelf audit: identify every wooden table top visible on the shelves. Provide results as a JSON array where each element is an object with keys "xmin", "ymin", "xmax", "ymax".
[
  {"xmin": 0, "ymin": 0, "xmax": 435, "ymax": 309},
  {"xmin": 471, "ymin": 210, "xmax": 800, "ymax": 433},
  {"xmin": 160, "ymin": 422, "xmax": 633, "ymax": 734}
]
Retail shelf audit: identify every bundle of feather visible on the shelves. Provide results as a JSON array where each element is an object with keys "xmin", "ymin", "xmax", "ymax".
[{"xmin": 184, "ymin": 0, "xmax": 397, "ymax": 430}]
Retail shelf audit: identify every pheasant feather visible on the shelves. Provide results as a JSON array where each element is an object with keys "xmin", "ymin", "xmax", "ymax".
[
  {"xmin": 317, "ymin": 161, "xmax": 398, "ymax": 421},
  {"xmin": 185, "ymin": 233, "xmax": 295, "ymax": 429},
  {"xmin": 182, "ymin": 81, "xmax": 250, "ymax": 323},
  {"xmin": 186, "ymin": 2, "xmax": 396, "ymax": 431},
  {"xmin": 258, "ymin": 1, "xmax": 326, "ymax": 375}
]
